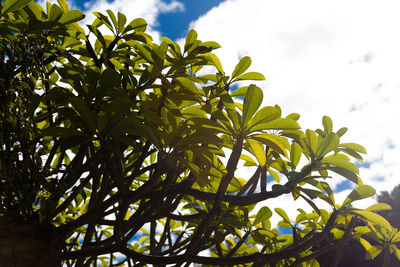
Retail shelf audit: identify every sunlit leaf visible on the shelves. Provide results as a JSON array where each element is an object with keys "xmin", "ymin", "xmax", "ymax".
[
  {"xmin": 317, "ymin": 132, "xmax": 339, "ymax": 157},
  {"xmin": 322, "ymin": 115, "xmax": 333, "ymax": 133},
  {"xmin": 339, "ymin": 143, "xmax": 367, "ymax": 154},
  {"xmin": 290, "ymin": 142, "xmax": 302, "ymax": 168},
  {"xmin": 231, "ymin": 56, "xmax": 251, "ymax": 79},
  {"xmin": 305, "ymin": 129, "xmax": 318, "ymax": 155},
  {"xmin": 59, "ymin": 10, "xmax": 85, "ymax": 24},
  {"xmin": 247, "ymin": 139, "xmax": 266, "ymax": 166},
  {"xmin": 251, "ymin": 133, "xmax": 288, "ymax": 158},
  {"xmin": 254, "ymin": 207, "xmax": 272, "ymax": 225},
  {"xmin": 343, "ymin": 185, "xmax": 376, "ymax": 206},
  {"xmin": 242, "ymin": 84, "xmax": 263, "ymax": 127},
  {"xmin": 247, "ymin": 106, "xmax": 280, "ymax": 131},
  {"xmin": 275, "ymin": 208, "xmax": 290, "ymax": 223},
  {"xmin": 252, "ymin": 118, "xmax": 300, "ymax": 132},
  {"xmin": 323, "ymin": 158, "xmax": 359, "ymax": 175},
  {"xmin": 232, "ymin": 72, "xmax": 265, "ymax": 82},
  {"xmin": 1, "ymin": 0, "xmax": 32, "ymax": 15},
  {"xmin": 366, "ymin": 203, "xmax": 392, "ymax": 212}
]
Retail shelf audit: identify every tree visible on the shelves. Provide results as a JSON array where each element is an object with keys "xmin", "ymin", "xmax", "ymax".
[
  {"xmin": 0, "ymin": 0, "xmax": 399, "ymax": 266},
  {"xmin": 377, "ymin": 185, "xmax": 400, "ymax": 227},
  {"xmin": 316, "ymin": 186, "xmax": 400, "ymax": 267}
]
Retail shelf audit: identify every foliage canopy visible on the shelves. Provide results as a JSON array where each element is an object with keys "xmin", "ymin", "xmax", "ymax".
[{"xmin": 1, "ymin": 0, "xmax": 399, "ymax": 266}]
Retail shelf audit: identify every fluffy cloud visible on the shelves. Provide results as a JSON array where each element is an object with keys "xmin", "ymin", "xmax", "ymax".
[
  {"xmin": 80, "ymin": 0, "xmax": 184, "ymax": 41},
  {"xmin": 187, "ymin": 0, "xmax": 400, "ymax": 200}
]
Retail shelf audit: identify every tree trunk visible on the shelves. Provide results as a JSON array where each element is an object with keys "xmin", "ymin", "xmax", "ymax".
[{"xmin": 0, "ymin": 217, "xmax": 63, "ymax": 267}]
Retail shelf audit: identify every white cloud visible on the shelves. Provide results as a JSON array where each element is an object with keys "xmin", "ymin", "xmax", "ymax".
[
  {"xmin": 186, "ymin": 0, "xmax": 400, "ymax": 208},
  {"xmin": 81, "ymin": 0, "xmax": 184, "ymax": 41}
]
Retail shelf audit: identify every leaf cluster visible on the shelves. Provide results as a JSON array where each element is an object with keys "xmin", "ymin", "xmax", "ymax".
[{"xmin": 0, "ymin": 1, "xmax": 397, "ymax": 266}]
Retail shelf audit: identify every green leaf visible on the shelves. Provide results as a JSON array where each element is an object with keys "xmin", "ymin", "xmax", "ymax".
[
  {"xmin": 117, "ymin": 12, "xmax": 126, "ymax": 32},
  {"xmin": 352, "ymin": 210, "xmax": 392, "ymax": 231},
  {"xmin": 204, "ymin": 53, "xmax": 224, "ymax": 74},
  {"xmin": 317, "ymin": 132, "xmax": 340, "ymax": 157},
  {"xmin": 252, "ymin": 133, "xmax": 288, "ymax": 158},
  {"xmin": 200, "ymin": 41, "xmax": 220, "ymax": 49},
  {"xmin": 1, "ymin": 0, "xmax": 32, "ymax": 15},
  {"xmin": 247, "ymin": 106, "xmax": 280, "ymax": 130},
  {"xmin": 339, "ymin": 143, "xmax": 367, "ymax": 154},
  {"xmin": 275, "ymin": 208, "xmax": 290, "ymax": 223},
  {"xmin": 299, "ymin": 194, "xmax": 320, "ymax": 215},
  {"xmin": 178, "ymin": 131, "xmax": 221, "ymax": 147},
  {"xmin": 322, "ymin": 115, "xmax": 333, "ymax": 133},
  {"xmin": 290, "ymin": 142, "xmax": 302, "ymax": 168},
  {"xmin": 326, "ymin": 166, "xmax": 362, "ymax": 185},
  {"xmin": 252, "ymin": 118, "xmax": 300, "ymax": 132},
  {"xmin": 366, "ymin": 203, "xmax": 392, "ymax": 212},
  {"xmin": 305, "ymin": 129, "xmax": 318, "ymax": 155},
  {"xmin": 336, "ymin": 127, "xmax": 348, "ymax": 137},
  {"xmin": 342, "ymin": 185, "xmax": 376, "ymax": 206},
  {"xmin": 124, "ymin": 18, "xmax": 147, "ymax": 33},
  {"xmin": 59, "ymin": 10, "xmax": 85, "ymax": 24},
  {"xmin": 99, "ymin": 68, "xmax": 120, "ymax": 90},
  {"xmin": 176, "ymin": 77, "xmax": 198, "ymax": 93},
  {"xmin": 57, "ymin": 0, "xmax": 69, "ymax": 12},
  {"xmin": 70, "ymin": 97, "xmax": 96, "ymax": 131},
  {"xmin": 184, "ymin": 29, "xmax": 197, "ymax": 51},
  {"xmin": 253, "ymin": 207, "xmax": 272, "ymax": 225},
  {"xmin": 231, "ymin": 56, "xmax": 251, "ymax": 79},
  {"xmin": 106, "ymin": 9, "xmax": 118, "ymax": 32},
  {"xmin": 231, "ymin": 86, "xmax": 248, "ymax": 97},
  {"xmin": 92, "ymin": 11, "xmax": 113, "ymax": 32},
  {"xmin": 232, "ymin": 72, "xmax": 265, "ymax": 82},
  {"xmin": 340, "ymin": 147, "xmax": 364, "ymax": 162},
  {"xmin": 286, "ymin": 113, "xmax": 300, "ymax": 121},
  {"xmin": 392, "ymin": 231, "xmax": 400, "ymax": 243},
  {"xmin": 242, "ymin": 84, "xmax": 263, "ymax": 127},
  {"xmin": 40, "ymin": 127, "xmax": 87, "ymax": 137},
  {"xmin": 321, "ymin": 153, "xmax": 350, "ymax": 162},
  {"xmin": 323, "ymin": 158, "xmax": 359, "ymax": 175},
  {"xmin": 48, "ymin": 3, "xmax": 64, "ymax": 21},
  {"xmin": 247, "ymin": 139, "xmax": 266, "ymax": 166},
  {"xmin": 240, "ymin": 154, "xmax": 257, "ymax": 166},
  {"xmin": 331, "ymin": 228, "xmax": 344, "ymax": 239}
]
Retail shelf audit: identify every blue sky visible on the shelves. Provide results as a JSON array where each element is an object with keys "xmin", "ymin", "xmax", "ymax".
[
  {"xmin": 41, "ymin": 0, "xmax": 400, "ymax": 225},
  {"xmin": 67, "ymin": 0, "xmax": 225, "ymax": 40}
]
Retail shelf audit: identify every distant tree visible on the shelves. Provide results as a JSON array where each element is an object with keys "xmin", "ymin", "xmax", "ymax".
[
  {"xmin": 1, "ymin": 0, "xmax": 399, "ymax": 266},
  {"xmin": 317, "ymin": 186, "xmax": 400, "ymax": 267},
  {"xmin": 377, "ymin": 185, "xmax": 400, "ymax": 227}
]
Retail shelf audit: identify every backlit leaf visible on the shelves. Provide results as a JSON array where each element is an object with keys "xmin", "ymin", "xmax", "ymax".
[
  {"xmin": 366, "ymin": 203, "xmax": 392, "ymax": 212},
  {"xmin": 275, "ymin": 208, "xmax": 290, "ymax": 223},
  {"xmin": 247, "ymin": 106, "xmax": 280, "ymax": 130},
  {"xmin": 254, "ymin": 207, "xmax": 272, "ymax": 225},
  {"xmin": 352, "ymin": 210, "xmax": 392, "ymax": 231},
  {"xmin": 252, "ymin": 133, "xmax": 288, "ymax": 158},
  {"xmin": 339, "ymin": 143, "xmax": 367, "ymax": 154},
  {"xmin": 322, "ymin": 115, "xmax": 333, "ymax": 133},
  {"xmin": 252, "ymin": 118, "xmax": 300, "ymax": 132},
  {"xmin": 242, "ymin": 84, "xmax": 263, "ymax": 127},
  {"xmin": 290, "ymin": 142, "xmax": 302, "ymax": 168},
  {"xmin": 59, "ymin": 10, "xmax": 85, "ymax": 25},
  {"xmin": 317, "ymin": 132, "xmax": 339, "ymax": 157},
  {"xmin": 231, "ymin": 56, "xmax": 251, "ymax": 79},
  {"xmin": 247, "ymin": 139, "xmax": 266, "ymax": 166},
  {"xmin": 1, "ymin": 0, "xmax": 32, "ymax": 15},
  {"xmin": 305, "ymin": 129, "xmax": 318, "ymax": 155},
  {"xmin": 343, "ymin": 185, "xmax": 376, "ymax": 206},
  {"xmin": 323, "ymin": 158, "xmax": 359, "ymax": 175},
  {"xmin": 232, "ymin": 72, "xmax": 265, "ymax": 82}
]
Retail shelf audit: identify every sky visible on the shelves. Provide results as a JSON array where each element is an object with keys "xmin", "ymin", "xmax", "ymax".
[{"xmin": 43, "ymin": 0, "xmax": 400, "ymax": 225}]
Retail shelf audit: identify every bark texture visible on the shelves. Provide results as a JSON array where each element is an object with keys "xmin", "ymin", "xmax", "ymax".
[{"xmin": 0, "ymin": 218, "xmax": 63, "ymax": 267}]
